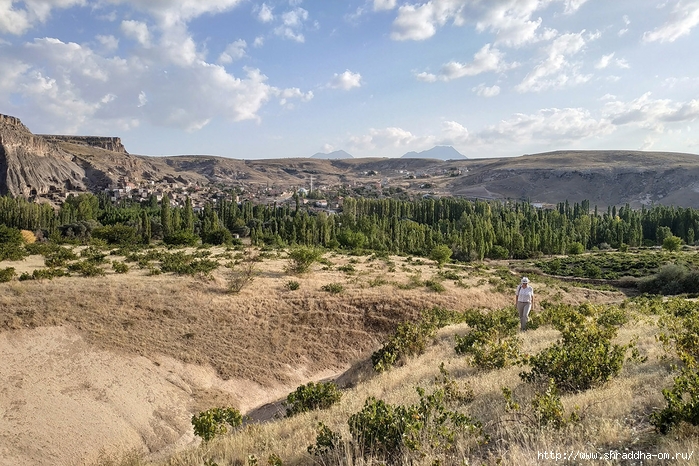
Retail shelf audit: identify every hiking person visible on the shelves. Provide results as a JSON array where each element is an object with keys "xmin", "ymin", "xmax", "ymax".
[{"xmin": 515, "ymin": 277, "xmax": 534, "ymax": 331}]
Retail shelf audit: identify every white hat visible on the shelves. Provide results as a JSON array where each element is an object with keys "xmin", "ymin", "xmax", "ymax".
[{"xmin": 521, "ymin": 277, "xmax": 529, "ymax": 283}]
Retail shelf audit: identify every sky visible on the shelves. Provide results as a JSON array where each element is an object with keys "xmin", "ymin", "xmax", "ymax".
[{"xmin": 1, "ymin": 0, "xmax": 698, "ymax": 159}]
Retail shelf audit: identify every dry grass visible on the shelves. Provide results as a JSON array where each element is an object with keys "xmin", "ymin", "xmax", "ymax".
[{"xmin": 5, "ymin": 247, "xmax": 665, "ymax": 466}]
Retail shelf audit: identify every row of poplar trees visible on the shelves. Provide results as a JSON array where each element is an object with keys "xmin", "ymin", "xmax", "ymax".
[{"xmin": 0, "ymin": 193, "xmax": 698, "ymax": 259}]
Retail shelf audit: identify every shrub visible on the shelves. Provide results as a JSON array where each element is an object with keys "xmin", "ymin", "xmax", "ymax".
[
  {"xmin": 163, "ymin": 231, "xmax": 199, "ymax": 246},
  {"xmin": 567, "ymin": 242, "xmax": 585, "ymax": 255},
  {"xmin": 227, "ymin": 250, "xmax": 258, "ymax": 293},
  {"xmin": 487, "ymin": 244, "xmax": 510, "ymax": 259},
  {"xmin": 662, "ymin": 235, "xmax": 683, "ymax": 252},
  {"xmin": 159, "ymin": 251, "xmax": 219, "ymax": 276},
  {"xmin": 651, "ymin": 300, "xmax": 699, "ymax": 433},
  {"xmin": 429, "ymin": 244, "xmax": 453, "ymax": 267},
  {"xmin": 67, "ymin": 260, "xmax": 106, "ymax": 277},
  {"xmin": 346, "ymin": 387, "xmax": 485, "ymax": 464},
  {"xmin": 44, "ymin": 247, "xmax": 78, "ymax": 267},
  {"xmin": 321, "ymin": 283, "xmax": 344, "ymax": 294},
  {"xmin": 502, "ymin": 379, "xmax": 580, "ymax": 430},
  {"xmin": 338, "ymin": 264, "xmax": 355, "ymax": 274},
  {"xmin": 285, "ymin": 280, "xmax": 300, "ymax": 291},
  {"xmin": 372, "ymin": 308, "xmax": 463, "ymax": 372},
  {"xmin": 454, "ymin": 307, "xmax": 521, "ymax": 369},
  {"xmin": 203, "ymin": 229, "xmax": 234, "ymax": 246},
  {"xmin": 191, "ymin": 407, "xmax": 243, "ymax": 442},
  {"xmin": 0, "ymin": 225, "xmax": 27, "ymax": 261},
  {"xmin": 20, "ymin": 230, "xmax": 36, "ymax": 244},
  {"xmin": 92, "ymin": 224, "xmax": 139, "ymax": 245},
  {"xmin": 521, "ymin": 322, "xmax": 629, "ymax": 392},
  {"xmin": 286, "ymin": 247, "xmax": 323, "ymax": 275},
  {"xmin": 371, "ymin": 320, "xmax": 436, "ymax": 372},
  {"xmin": 424, "ymin": 279, "xmax": 446, "ymax": 292},
  {"xmin": 112, "ymin": 261, "xmax": 129, "ymax": 274},
  {"xmin": 638, "ymin": 264, "xmax": 699, "ymax": 295},
  {"xmin": 284, "ymin": 382, "xmax": 342, "ymax": 417},
  {"xmin": 0, "ymin": 267, "xmax": 16, "ymax": 283},
  {"xmin": 80, "ymin": 246, "xmax": 108, "ymax": 264},
  {"xmin": 307, "ymin": 422, "xmax": 343, "ymax": 457}
]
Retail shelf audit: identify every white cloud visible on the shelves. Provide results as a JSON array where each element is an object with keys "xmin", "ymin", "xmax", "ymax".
[
  {"xmin": 274, "ymin": 7, "xmax": 309, "ymax": 42},
  {"xmin": 253, "ymin": 36, "xmax": 265, "ymax": 47},
  {"xmin": 218, "ymin": 39, "xmax": 247, "ymax": 64},
  {"xmin": 256, "ymin": 3, "xmax": 274, "ymax": 22},
  {"xmin": 349, "ymin": 127, "xmax": 435, "ymax": 151},
  {"xmin": 473, "ymin": 83, "xmax": 501, "ymax": 97},
  {"xmin": 373, "ymin": 0, "xmax": 397, "ymax": 11},
  {"xmin": 104, "ymin": 0, "xmax": 245, "ymax": 28},
  {"xmin": 0, "ymin": 32, "xmax": 313, "ymax": 135},
  {"xmin": 419, "ymin": 44, "xmax": 514, "ymax": 82},
  {"xmin": 643, "ymin": 0, "xmax": 699, "ymax": 43},
  {"xmin": 516, "ymin": 30, "xmax": 594, "ymax": 92},
  {"xmin": 475, "ymin": 107, "xmax": 614, "ymax": 145},
  {"xmin": 391, "ymin": 0, "xmax": 465, "ymax": 41},
  {"xmin": 595, "ymin": 51, "xmax": 627, "ymax": 70},
  {"xmin": 328, "ymin": 70, "xmax": 362, "ymax": 90},
  {"xmin": 441, "ymin": 120, "xmax": 470, "ymax": 144},
  {"xmin": 121, "ymin": 20, "xmax": 151, "ymax": 46},
  {"xmin": 618, "ymin": 14, "xmax": 630, "ymax": 36},
  {"xmin": 276, "ymin": 87, "xmax": 313, "ymax": 108},
  {"xmin": 96, "ymin": 34, "xmax": 119, "ymax": 51},
  {"xmin": 0, "ymin": 0, "xmax": 85, "ymax": 35},
  {"xmin": 603, "ymin": 93, "xmax": 699, "ymax": 131}
]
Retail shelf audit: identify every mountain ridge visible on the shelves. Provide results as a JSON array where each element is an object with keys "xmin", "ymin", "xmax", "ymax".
[{"xmin": 3, "ymin": 114, "xmax": 699, "ymax": 208}]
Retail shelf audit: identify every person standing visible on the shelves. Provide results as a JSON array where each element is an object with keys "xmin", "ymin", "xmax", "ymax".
[{"xmin": 515, "ymin": 277, "xmax": 534, "ymax": 331}]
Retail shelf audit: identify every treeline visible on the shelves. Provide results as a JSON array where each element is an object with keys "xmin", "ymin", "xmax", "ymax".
[{"xmin": 1, "ymin": 194, "xmax": 698, "ymax": 259}]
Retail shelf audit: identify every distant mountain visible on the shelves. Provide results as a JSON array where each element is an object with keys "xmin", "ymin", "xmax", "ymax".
[
  {"xmin": 401, "ymin": 146, "xmax": 467, "ymax": 160},
  {"xmin": 311, "ymin": 150, "xmax": 353, "ymax": 159}
]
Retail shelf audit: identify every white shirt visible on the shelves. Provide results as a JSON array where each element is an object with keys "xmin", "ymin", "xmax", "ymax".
[{"xmin": 516, "ymin": 284, "xmax": 534, "ymax": 303}]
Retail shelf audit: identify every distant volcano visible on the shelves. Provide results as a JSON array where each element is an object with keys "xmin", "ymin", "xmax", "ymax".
[
  {"xmin": 311, "ymin": 150, "xmax": 354, "ymax": 159},
  {"xmin": 401, "ymin": 146, "xmax": 467, "ymax": 160}
]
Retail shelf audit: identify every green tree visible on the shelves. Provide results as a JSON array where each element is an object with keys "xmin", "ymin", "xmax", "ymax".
[
  {"xmin": 429, "ymin": 244, "xmax": 452, "ymax": 267},
  {"xmin": 663, "ymin": 235, "xmax": 683, "ymax": 252}
]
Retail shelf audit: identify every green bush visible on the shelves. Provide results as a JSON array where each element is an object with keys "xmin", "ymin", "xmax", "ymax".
[
  {"xmin": 567, "ymin": 242, "xmax": 585, "ymax": 255},
  {"xmin": 191, "ymin": 407, "xmax": 243, "ymax": 442},
  {"xmin": 638, "ymin": 264, "xmax": 699, "ymax": 296},
  {"xmin": 521, "ymin": 322, "xmax": 629, "ymax": 392},
  {"xmin": 346, "ymin": 387, "xmax": 485, "ymax": 464},
  {"xmin": 454, "ymin": 308, "xmax": 521, "ymax": 369},
  {"xmin": 0, "ymin": 267, "xmax": 16, "ymax": 282},
  {"xmin": 651, "ymin": 300, "xmax": 699, "ymax": 433},
  {"xmin": 20, "ymin": 268, "xmax": 68, "ymax": 281},
  {"xmin": 163, "ymin": 231, "xmax": 199, "ymax": 246},
  {"xmin": 80, "ymin": 246, "xmax": 108, "ymax": 264},
  {"xmin": 424, "ymin": 279, "xmax": 446, "ymax": 292},
  {"xmin": 159, "ymin": 251, "xmax": 219, "ymax": 276},
  {"xmin": 321, "ymin": 283, "xmax": 344, "ymax": 294},
  {"xmin": 285, "ymin": 280, "xmax": 300, "ymax": 291},
  {"xmin": 429, "ymin": 244, "xmax": 453, "ymax": 267},
  {"xmin": 284, "ymin": 382, "xmax": 342, "ymax": 417},
  {"xmin": 662, "ymin": 235, "xmax": 683, "ymax": 252},
  {"xmin": 67, "ymin": 260, "xmax": 106, "ymax": 277},
  {"xmin": 286, "ymin": 247, "xmax": 323, "ymax": 274},
  {"xmin": 112, "ymin": 261, "xmax": 129, "ymax": 274},
  {"xmin": 203, "ymin": 229, "xmax": 234, "ymax": 246},
  {"xmin": 92, "ymin": 224, "xmax": 139, "ymax": 245},
  {"xmin": 44, "ymin": 247, "xmax": 78, "ymax": 267},
  {"xmin": 0, "ymin": 225, "xmax": 27, "ymax": 261}
]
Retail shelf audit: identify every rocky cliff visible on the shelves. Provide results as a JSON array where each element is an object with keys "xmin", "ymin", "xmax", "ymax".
[
  {"xmin": 0, "ymin": 114, "xmax": 86, "ymax": 197},
  {"xmin": 39, "ymin": 135, "xmax": 129, "ymax": 154}
]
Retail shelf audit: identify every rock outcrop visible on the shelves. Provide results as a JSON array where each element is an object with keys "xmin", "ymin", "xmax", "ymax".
[
  {"xmin": 0, "ymin": 114, "xmax": 86, "ymax": 196},
  {"xmin": 39, "ymin": 135, "xmax": 129, "ymax": 154}
]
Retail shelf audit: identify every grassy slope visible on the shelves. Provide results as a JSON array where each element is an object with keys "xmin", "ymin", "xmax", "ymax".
[{"xmin": 2, "ymin": 248, "xmax": 697, "ymax": 465}]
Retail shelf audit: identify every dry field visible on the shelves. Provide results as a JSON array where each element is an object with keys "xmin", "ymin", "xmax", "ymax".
[{"xmin": 0, "ymin": 247, "xmax": 660, "ymax": 465}]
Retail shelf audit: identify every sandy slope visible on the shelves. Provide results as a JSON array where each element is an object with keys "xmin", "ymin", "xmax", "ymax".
[{"xmin": 0, "ymin": 326, "xmax": 302, "ymax": 466}]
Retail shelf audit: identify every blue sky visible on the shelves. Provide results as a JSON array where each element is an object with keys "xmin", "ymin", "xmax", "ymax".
[{"xmin": 1, "ymin": 0, "xmax": 698, "ymax": 159}]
